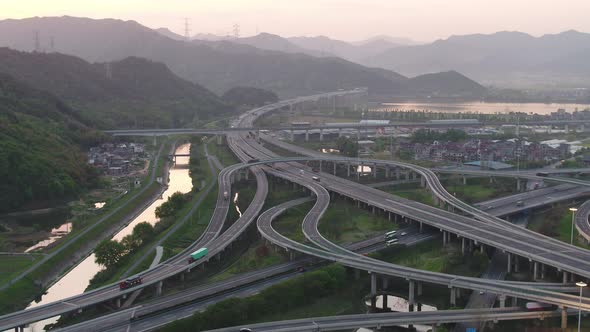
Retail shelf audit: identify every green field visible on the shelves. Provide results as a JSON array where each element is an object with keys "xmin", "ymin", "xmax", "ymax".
[
  {"xmin": 0, "ymin": 255, "xmax": 43, "ymax": 285},
  {"xmin": 529, "ymin": 206, "xmax": 590, "ymax": 249},
  {"xmin": 210, "ymin": 239, "xmax": 287, "ymax": 282},
  {"xmin": 373, "ymin": 240, "xmax": 489, "ymax": 278},
  {"xmin": 319, "ymin": 199, "xmax": 395, "ymax": 244}
]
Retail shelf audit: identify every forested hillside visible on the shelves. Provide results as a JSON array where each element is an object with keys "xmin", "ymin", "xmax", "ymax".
[
  {"xmin": 0, "ymin": 48, "xmax": 232, "ymax": 128},
  {"xmin": 0, "ymin": 73, "xmax": 102, "ymax": 212}
]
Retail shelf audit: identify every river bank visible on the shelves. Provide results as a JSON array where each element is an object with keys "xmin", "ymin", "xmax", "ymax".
[{"xmin": 24, "ymin": 142, "xmax": 192, "ymax": 332}]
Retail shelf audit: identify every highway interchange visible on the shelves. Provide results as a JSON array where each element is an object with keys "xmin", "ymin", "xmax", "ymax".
[{"xmin": 4, "ymin": 89, "xmax": 590, "ymax": 331}]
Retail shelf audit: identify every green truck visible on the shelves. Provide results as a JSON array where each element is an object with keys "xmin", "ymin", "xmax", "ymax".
[{"xmin": 188, "ymin": 247, "xmax": 208, "ymax": 263}]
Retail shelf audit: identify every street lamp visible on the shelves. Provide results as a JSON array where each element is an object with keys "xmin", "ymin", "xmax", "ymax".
[
  {"xmin": 571, "ymin": 207, "xmax": 579, "ymax": 245},
  {"xmin": 576, "ymin": 281, "xmax": 587, "ymax": 332}
]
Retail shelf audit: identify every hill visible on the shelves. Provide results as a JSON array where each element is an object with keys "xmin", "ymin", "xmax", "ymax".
[
  {"xmin": 0, "ymin": 73, "xmax": 102, "ymax": 212},
  {"xmin": 0, "ymin": 48, "xmax": 231, "ymax": 128},
  {"xmin": 222, "ymin": 87, "xmax": 279, "ymax": 107},
  {"xmin": 235, "ymin": 33, "xmax": 324, "ymax": 57},
  {"xmin": 288, "ymin": 35, "xmax": 406, "ymax": 62},
  {"xmin": 0, "ymin": 16, "xmax": 485, "ymax": 99},
  {"xmin": 364, "ymin": 30, "xmax": 590, "ymax": 88}
]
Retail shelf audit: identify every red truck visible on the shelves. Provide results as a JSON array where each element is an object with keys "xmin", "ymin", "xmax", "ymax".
[{"xmin": 119, "ymin": 276, "xmax": 142, "ymax": 290}]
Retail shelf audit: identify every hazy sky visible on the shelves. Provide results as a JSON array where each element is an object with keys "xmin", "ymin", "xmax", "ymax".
[{"xmin": 2, "ymin": 0, "xmax": 590, "ymax": 41}]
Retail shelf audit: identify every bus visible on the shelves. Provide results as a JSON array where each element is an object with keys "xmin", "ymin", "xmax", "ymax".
[
  {"xmin": 386, "ymin": 238, "xmax": 399, "ymax": 247},
  {"xmin": 384, "ymin": 231, "xmax": 397, "ymax": 239},
  {"xmin": 188, "ymin": 247, "xmax": 208, "ymax": 264}
]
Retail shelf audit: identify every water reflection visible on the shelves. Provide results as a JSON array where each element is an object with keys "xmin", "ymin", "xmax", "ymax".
[
  {"xmin": 362, "ymin": 295, "xmax": 437, "ymax": 332},
  {"xmin": 233, "ymin": 193, "xmax": 242, "ymax": 217},
  {"xmin": 375, "ymin": 102, "xmax": 590, "ymax": 115},
  {"xmin": 320, "ymin": 148, "xmax": 340, "ymax": 154},
  {"xmin": 356, "ymin": 165, "xmax": 372, "ymax": 174},
  {"xmin": 24, "ymin": 223, "xmax": 72, "ymax": 253},
  {"xmin": 24, "ymin": 143, "xmax": 193, "ymax": 332}
]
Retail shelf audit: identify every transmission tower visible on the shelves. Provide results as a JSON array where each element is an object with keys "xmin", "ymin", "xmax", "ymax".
[
  {"xmin": 233, "ymin": 23, "xmax": 240, "ymax": 39},
  {"xmin": 184, "ymin": 18, "xmax": 191, "ymax": 41}
]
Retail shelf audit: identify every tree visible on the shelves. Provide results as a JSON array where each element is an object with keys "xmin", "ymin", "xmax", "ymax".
[
  {"xmin": 132, "ymin": 221, "xmax": 155, "ymax": 242},
  {"xmin": 336, "ymin": 137, "xmax": 358, "ymax": 157},
  {"xmin": 94, "ymin": 239, "xmax": 125, "ymax": 267}
]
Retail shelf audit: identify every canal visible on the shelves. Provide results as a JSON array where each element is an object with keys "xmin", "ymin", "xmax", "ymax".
[{"xmin": 24, "ymin": 143, "xmax": 193, "ymax": 331}]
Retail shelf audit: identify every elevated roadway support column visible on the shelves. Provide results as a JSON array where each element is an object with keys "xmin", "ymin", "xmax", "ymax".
[
  {"xmin": 289, "ymin": 130, "xmax": 294, "ymax": 142},
  {"xmin": 563, "ymin": 271, "xmax": 569, "ymax": 284},
  {"xmin": 514, "ymin": 255, "xmax": 519, "ymax": 273},
  {"xmin": 408, "ymin": 279, "xmax": 415, "ymax": 312},
  {"xmin": 561, "ymin": 306, "xmax": 568, "ymax": 329},
  {"xmin": 156, "ymin": 280, "xmax": 163, "ymax": 297},
  {"xmin": 499, "ymin": 295, "xmax": 506, "ymax": 308},
  {"xmin": 449, "ymin": 287, "xmax": 457, "ymax": 306},
  {"xmin": 417, "ymin": 281, "xmax": 423, "ymax": 296},
  {"xmin": 431, "ymin": 324, "xmax": 438, "ymax": 332},
  {"xmin": 319, "ymin": 129, "xmax": 324, "ymax": 141},
  {"xmin": 382, "ymin": 277, "xmax": 389, "ymax": 290},
  {"xmin": 305, "ymin": 130, "xmax": 309, "ymax": 142},
  {"xmin": 533, "ymin": 261, "xmax": 539, "ymax": 280},
  {"xmin": 370, "ymin": 273, "xmax": 377, "ymax": 308},
  {"xmin": 461, "ymin": 238, "xmax": 466, "ymax": 255},
  {"xmin": 347, "ymin": 162, "xmax": 351, "ymax": 177},
  {"xmin": 507, "ymin": 253, "xmax": 512, "ymax": 273}
]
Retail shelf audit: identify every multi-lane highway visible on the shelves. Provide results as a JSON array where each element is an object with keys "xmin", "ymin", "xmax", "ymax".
[
  {"xmin": 205, "ymin": 308, "xmax": 564, "ymax": 332},
  {"xmin": 6, "ymin": 89, "xmax": 590, "ymax": 331},
  {"xmin": 476, "ymin": 183, "xmax": 590, "ymax": 217}
]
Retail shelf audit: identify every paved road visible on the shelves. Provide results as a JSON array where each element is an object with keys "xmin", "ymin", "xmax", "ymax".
[
  {"xmin": 476, "ymin": 183, "xmax": 590, "ymax": 217},
  {"xmin": 205, "ymin": 307, "xmax": 565, "ymax": 332}
]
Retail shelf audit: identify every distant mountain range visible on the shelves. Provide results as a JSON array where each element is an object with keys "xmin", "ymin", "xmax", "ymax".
[
  {"xmin": 364, "ymin": 30, "xmax": 590, "ymax": 88},
  {"xmin": 0, "ymin": 16, "xmax": 484, "ymax": 99},
  {"xmin": 0, "ymin": 48, "xmax": 231, "ymax": 128}
]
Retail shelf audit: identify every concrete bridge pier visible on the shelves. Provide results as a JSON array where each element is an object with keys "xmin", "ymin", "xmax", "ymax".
[
  {"xmin": 156, "ymin": 280, "xmax": 163, "ymax": 297},
  {"xmin": 533, "ymin": 261, "xmax": 539, "ymax": 280},
  {"xmin": 289, "ymin": 130, "xmax": 294, "ymax": 142},
  {"xmin": 565, "ymin": 124, "xmax": 569, "ymax": 133},
  {"xmin": 347, "ymin": 162, "xmax": 351, "ymax": 177},
  {"xmin": 153, "ymin": 134, "xmax": 157, "ymax": 146},
  {"xmin": 408, "ymin": 279, "xmax": 415, "ymax": 312},
  {"xmin": 395, "ymin": 168, "xmax": 400, "ymax": 180},
  {"xmin": 449, "ymin": 287, "xmax": 457, "ymax": 306},
  {"xmin": 561, "ymin": 306, "xmax": 568, "ymax": 329},
  {"xmin": 507, "ymin": 253, "xmax": 512, "ymax": 273},
  {"xmin": 319, "ymin": 129, "xmax": 324, "ymax": 141},
  {"xmin": 419, "ymin": 221, "xmax": 423, "ymax": 233},
  {"xmin": 338, "ymin": 128, "xmax": 343, "ymax": 137},
  {"xmin": 540, "ymin": 263, "xmax": 546, "ymax": 279},
  {"xmin": 385, "ymin": 166, "xmax": 390, "ymax": 178},
  {"xmin": 305, "ymin": 130, "xmax": 309, "ymax": 141},
  {"xmin": 420, "ymin": 176, "xmax": 426, "ymax": 187},
  {"xmin": 116, "ymin": 297, "xmax": 121, "ymax": 308},
  {"xmin": 431, "ymin": 324, "xmax": 438, "ymax": 332},
  {"xmin": 388, "ymin": 212, "xmax": 391, "ymax": 222},
  {"xmin": 499, "ymin": 294, "xmax": 506, "ymax": 308},
  {"xmin": 370, "ymin": 273, "xmax": 378, "ymax": 309},
  {"xmin": 442, "ymin": 230, "xmax": 448, "ymax": 247},
  {"xmin": 319, "ymin": 160, "xmax": 323, "ymax": 172},
  {"xmin": 417, "ymin": 281, "xmax": 423, "ymax": 296},
  {"xmin": 461, "ymin": 238, "xmax": 466, "ymax": 255},
  {"xmin": 382, "ymin": 277, "xmax": 389, "ymax": 290},
  {"xmin": 563, "ymin": 271, "xmax": 569, "ymax": 284},
  {"xmin": 511, "ymin": 296, "xmax": 518, "ymax": 307},
  {"xmin": 462, "ymin": 176, "xmax": 467, "ymax": 185},
  {"xmin": 514, "ymin": 255, "xmax": 519, "ymax": 273}
]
